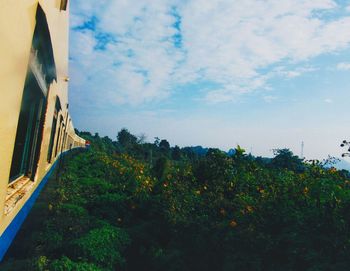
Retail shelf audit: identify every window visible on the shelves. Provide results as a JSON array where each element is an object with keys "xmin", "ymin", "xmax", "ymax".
[
  {"xmin": 47, "ymin": 97, "xmax": 61, "ymax": 163},
  {"xmin": 54, "ymin": 116, "xmax": 64, "ymax": 158},
  {"xmin": 9, "ymin": 72, "xmax": 46, "ymax": 182},
  {"xmin": 60, "ymin": 0, "xmax": 68, "ymax": 11}
]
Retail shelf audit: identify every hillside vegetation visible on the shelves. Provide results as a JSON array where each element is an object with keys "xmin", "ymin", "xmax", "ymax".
[{"xmin": 2, "ymin": 129, "xmax": 350, "ymax": 271}]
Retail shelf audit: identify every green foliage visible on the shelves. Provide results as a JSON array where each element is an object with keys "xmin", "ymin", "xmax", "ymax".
[
  {"xmin": 74, "ymin": 225, "xmax": 130, "ymax": 269},
  {"xmin": 117, "ymin": 128, "xmax": 138, "ymax": 151},
  {"xmin": 152, "ymin": 157, "xmax": 169, "ymax": 181},
  {"xmin": 49, "ymin": 256, "xmax": 103, "ymax": 271},
  {"xmin": 271, "ymin": 148, "xmax": 304, "ymax": 172},
  {"xmin": 171, "ymin": 145, "xmax": 182, "ymax": 160},
  {"xmin": 235, "ymin": 144, "xmax": 246, "ymax": 157},
  {"xmin": 3, "ymin": 129, "xmax": 350, "ymax": 271}
]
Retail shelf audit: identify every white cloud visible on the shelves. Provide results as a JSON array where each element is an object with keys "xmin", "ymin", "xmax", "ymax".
[
  {"xmin": 324, "ymin": 98, "xmax": 333, "ymax": 103},
  {"xmin": 271, "ymin": 66, "xmax": 317, "ymax": 79},
  {"xmin": 337, "ymin": 62, "xmax": 350, "ymax": 70},
  {"xmin": 69, "ymin": 0, "xmax": 350, "ymax": 106}
]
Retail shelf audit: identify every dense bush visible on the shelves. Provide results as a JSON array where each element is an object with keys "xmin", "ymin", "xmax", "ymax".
[{"xmin": 2, "ymin": 130, "xmax": 350, "ymax": 271}]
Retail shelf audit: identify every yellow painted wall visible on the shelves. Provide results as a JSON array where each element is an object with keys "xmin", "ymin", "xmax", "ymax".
[{"xmin": 0, "ymin": 0, "xmax": 85, "ymax": 235}]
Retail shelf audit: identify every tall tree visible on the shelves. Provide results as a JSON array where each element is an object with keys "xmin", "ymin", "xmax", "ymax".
[{"xmin": 117, "ymin": 128, "xmax": 137, "ymax": 148}]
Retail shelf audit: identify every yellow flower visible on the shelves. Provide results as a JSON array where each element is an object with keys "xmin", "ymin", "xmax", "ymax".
[
  {"xmin": 229, "ymin": 219, "xmax": 237, "ymax": 228},
  {"xmin": 329, "ymin": 167, "xmax": 337, "ymax": 173},
  {"xmin": 246, "ymin": 206, "xmax": 254, "ymax": 213},
  {"xmin": 219, "ymin": 208, "xmax": 226, "ymax": 216}
]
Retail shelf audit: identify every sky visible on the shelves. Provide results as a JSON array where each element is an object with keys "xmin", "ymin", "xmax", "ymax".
[{"xmin": 69, "ymin": 0, "xmax": 350, "ymax": 160}]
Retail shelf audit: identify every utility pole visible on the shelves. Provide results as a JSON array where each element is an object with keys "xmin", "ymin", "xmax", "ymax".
[{"xmin": 301, "ymin": 141, "xmax": 304, "ymax": 159}]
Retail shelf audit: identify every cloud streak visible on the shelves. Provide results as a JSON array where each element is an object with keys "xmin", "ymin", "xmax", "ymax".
[{"xmin": 337, "ymin": 62, "xmax": 350, "ymax": 70}]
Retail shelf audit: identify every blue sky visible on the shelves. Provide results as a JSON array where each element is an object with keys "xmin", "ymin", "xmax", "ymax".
[{"xmin": 69, "ymin": 0, "xmax": 350, "ymax": 159}]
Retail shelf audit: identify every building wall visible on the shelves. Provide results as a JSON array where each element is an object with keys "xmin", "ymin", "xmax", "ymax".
[{"xmin": 0, "ymin": 0, "xmax": 85, "ymax": 236}]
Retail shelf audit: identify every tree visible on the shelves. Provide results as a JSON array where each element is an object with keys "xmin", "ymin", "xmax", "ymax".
[
  {"xmin": 159, "ymin": 139, "xmax": 170, "ymax": 156},
  {"xmin": 153, "ymin": 157, "xmax": 169, "ymax": 181},
  {"xmin": 117, "ymin": 128, "xmax": 137, "ymax": 148},
  {"xmin": 172, "ymin": 145, "xmax": 182, "ymax": 160},
  {"xmin": 271, "ymin": 148, "xmax": 304, "ymax": 172},
  {"xmin": 154, "ymin": 137, "xmax": 160, "ymax": 147},
  {"xmin": 159, "ymin": 139, "xmax": 170, "ymax": 150},
  {"xmin": 137, "ymin": 133, "xmax": 147, "ymax": 144}
]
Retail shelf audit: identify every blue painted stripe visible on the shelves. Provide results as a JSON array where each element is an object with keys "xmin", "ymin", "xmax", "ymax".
[{"xmin": 0, "ymin": 148, "xmax": 81, "ymax": 261}]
